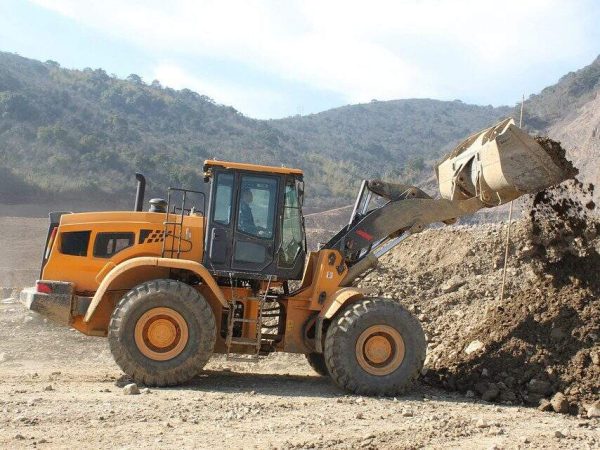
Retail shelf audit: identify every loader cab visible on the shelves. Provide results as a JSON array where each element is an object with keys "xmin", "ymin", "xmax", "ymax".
[{"xmin": 203, "ymin": 161, "xmax": 306, "ymax": 281}]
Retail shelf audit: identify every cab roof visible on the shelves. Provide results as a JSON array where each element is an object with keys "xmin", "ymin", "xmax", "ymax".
[{"xmin": 204, "ymin": 160, "xmax": 303, "ymax": 176}]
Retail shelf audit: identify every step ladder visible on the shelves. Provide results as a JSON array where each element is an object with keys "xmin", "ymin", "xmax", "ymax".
[{"xmin": 225, "ymin": 277, "xmax": 272, "ymax": 362}]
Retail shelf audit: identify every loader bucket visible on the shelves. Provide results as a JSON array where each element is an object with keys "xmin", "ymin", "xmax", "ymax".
[{"xmin": 436, "ymin": 118, "xmax": 576, "ymax": 209}]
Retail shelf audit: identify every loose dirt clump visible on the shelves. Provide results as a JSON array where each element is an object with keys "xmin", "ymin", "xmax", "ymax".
[
  {"xmin": 422, "ymin": 179, "xmax": 599, "ymax": 414},
  {"xmin": 535, "ymin": 136, "xmax": 579, "ymax": 181}
]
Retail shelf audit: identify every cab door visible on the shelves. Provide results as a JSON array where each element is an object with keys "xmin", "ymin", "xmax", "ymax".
[
  {"xmin": 231, "ymin": 174, "xmax": 279, "ymax": 273},
  {"xmin": 204, "ymin": 171, "xmax": 235, "ymax": 271}
]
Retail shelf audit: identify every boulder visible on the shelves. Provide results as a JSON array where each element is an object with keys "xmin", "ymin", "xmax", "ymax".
[
  {"xmin": 123, "ymin": 383, "xmax": 140, "ymax": 395},
  {"xmin": 550, "ymin": 392, "xmax": 569, "ymax": 414}
]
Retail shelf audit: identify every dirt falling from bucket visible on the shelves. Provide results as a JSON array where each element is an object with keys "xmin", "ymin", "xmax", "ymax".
[{"xmin": 424, "ymin": 173, "xmax": 600, "ymax": 414}]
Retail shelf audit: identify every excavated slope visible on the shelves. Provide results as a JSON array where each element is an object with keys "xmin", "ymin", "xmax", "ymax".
[{"xmin": 359, "ymin": 180, "xmax": 599, "ymax": 415}]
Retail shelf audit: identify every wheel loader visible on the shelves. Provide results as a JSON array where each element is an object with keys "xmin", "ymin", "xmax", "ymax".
[{"xmin": 20, "ymin": 118, "xmax": 571, "ymax": 395}]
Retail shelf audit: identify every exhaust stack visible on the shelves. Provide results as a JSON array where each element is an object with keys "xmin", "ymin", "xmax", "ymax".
[{"xmin": 134, "ymin": 173, "xmax": 146, "ymax": 212}]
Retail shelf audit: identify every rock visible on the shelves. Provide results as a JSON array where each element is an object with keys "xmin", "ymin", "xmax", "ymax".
[
  {"xmin": 482, "ymin": 385, "xmax": 500, "ymax": 402},
  {"xmin": 441, "ymin": 279, "xmax": 465, "ymax": 294},
  {"xmin": 550, "ymin": 327, "xmax": 566, "ymax": 341},
  {"xmin": 585, "ymin": 401, "xmax": 600, "ymax": 418},
  {"xmin": 123, "ymin": 383, "xmax": 140, "ymax": 395},
  {"xmin": 474, "ymin": 381, "xmax": 489, "ymax": 395},
  {"xmin": 401, "ymin": 410, "xmax": 413, "ymax": 417},
  {"xmin": 141, "ymin": 388, "xmax": 151, "ymax": 394},
  {"xmin": 43, "ymin": 385, "xmax": 54, "ymax": 391},
  {"xmin": 14, "ymin": 434, "xmax": 26, "ymax": 440},
  {"xmin": 355, "ymin": 412, "xmax": 364, "ymax": 419},
  {"xmin": 590, "ymin": 351, "xmax": 600, "ymax": 366},
  {"xmin": 499, "ymin": 390, "xmax": 516, "ymax": 402},
  {"xmin": 476, "ymin": 418, "xmax": 490, "ymax": 428},
  {"xmin": 554, "ymin": 430, "xmax": 565, "ymax": 439},
  {"xmin": 0, "ymin": 352, "xmax": 8, "ymax": 363},
  {"xmin": 538, "ymin": 399, "xmax": 553, "ymax": 412},
  {"xmin": 527, "ymin": 379, "xmax": 552, "ymax": 395},
  {"xmin": 465, "ymin": 390, "xmax": 475, "ymax": 398},
  {"xmin": 464, "ymin": 340, "xmax": 485, "ymax": 355},
  {"xmin": 550, "ymin": 392, "xmax": 570, "ymax": 414}
]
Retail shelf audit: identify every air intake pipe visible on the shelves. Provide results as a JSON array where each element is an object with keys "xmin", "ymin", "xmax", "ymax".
[{"xmin": 134, "ymin": 173, "xmax": 146, "ymax": 212}]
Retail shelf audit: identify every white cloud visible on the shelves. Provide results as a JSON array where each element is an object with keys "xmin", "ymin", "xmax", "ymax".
[{"xmin": 30, "ymin": 0, "xmax": 598, "ymax": 113}]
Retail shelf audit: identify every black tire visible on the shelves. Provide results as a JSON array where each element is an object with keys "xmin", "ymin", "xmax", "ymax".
[
  {"xmin": 305, "ymin": 352, "xmax": 329, "ymax": 377},
  {"xmin": 108, "ymin": 279, "xmax": 216, "ymax": 386},
  {"xmin": 324, "ymin": 298, "xmax": 426, "ymax": 396}
]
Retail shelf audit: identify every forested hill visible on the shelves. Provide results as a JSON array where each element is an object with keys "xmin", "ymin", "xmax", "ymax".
[
  {"xmin": 521, "ymin": 55, "xmax": 600, "ymax": 132},
  {"xmin": 0, "ymin": 51, "xmax": 511, "ymax": 212}
]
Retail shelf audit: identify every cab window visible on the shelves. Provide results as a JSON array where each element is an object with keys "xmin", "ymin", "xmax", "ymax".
[
  {"xmin": 60, "ymin": 231, "xmax": 91, "ymax": 256},
  {"xmin": 237, "ymin": 175, "xmax": 277, "ymax": 239},
  {"xmin": 279, "ymin": 179, "xmax": 305, "ymax": 267},
  {"xmin": 93, "ymin": 232, "xmax": 135, "ymax": 258},
  {"xmin": 213, "ymin": 172, "xmax": 234, "ymax": 225}
]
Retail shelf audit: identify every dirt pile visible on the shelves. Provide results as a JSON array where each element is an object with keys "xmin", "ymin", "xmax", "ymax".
[
  {"xmin": 359, "ymin": 177, "xmax": 599, "ymax": 415},
  {"xmin": 425, "ymin": 179, "xmax": 599, "ymax": 414}
]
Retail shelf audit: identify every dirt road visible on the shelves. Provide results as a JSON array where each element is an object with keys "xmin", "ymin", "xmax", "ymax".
[{"xmin": 0, "ymin": 297, "xmax": 598, "ymax": 449}]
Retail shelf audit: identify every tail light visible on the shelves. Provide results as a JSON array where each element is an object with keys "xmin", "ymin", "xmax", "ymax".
[{"xmin": 36, "ymin": 282, "xmax": 53, "ymax": 294}]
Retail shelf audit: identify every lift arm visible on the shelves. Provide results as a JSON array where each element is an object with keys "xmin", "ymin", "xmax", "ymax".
[{"xmin": 323, "ymin": 118, "xmax": 576, "ymax": 286}]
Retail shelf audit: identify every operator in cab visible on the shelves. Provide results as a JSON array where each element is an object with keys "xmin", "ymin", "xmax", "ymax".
[{"xmin": 239, "ymin": 188, "xmax": 257, "ymax": 234}]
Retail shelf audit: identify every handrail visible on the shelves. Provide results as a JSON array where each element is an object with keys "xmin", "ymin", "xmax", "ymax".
[{"xmin": 161, "ymin": 187, "xmax": 207, "ymax": 259}]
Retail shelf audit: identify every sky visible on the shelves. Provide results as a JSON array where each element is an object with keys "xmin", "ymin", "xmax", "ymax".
[{"xmin": 1, "ymin": 0, "xmax": 599, "ymax": 119}]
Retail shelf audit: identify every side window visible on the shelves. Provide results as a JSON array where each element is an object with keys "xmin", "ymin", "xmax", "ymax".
[
  {"xmin": 60, "ymin": 231, "xmax": 91, "ymax": 256},
  {"xmin": 279, "ymin": 179, "xmax": 305, "ymax": 267},
  {"xmin": 237, "ymin": 175, "xmax": 277, "ymax": 239},
  {"xmin": 93, "ymin": 232, "xmax": 135, "ymax": 258},
  {"xmin": 213, "ymin": 172, "xmax": 234, "ymax": 225}
]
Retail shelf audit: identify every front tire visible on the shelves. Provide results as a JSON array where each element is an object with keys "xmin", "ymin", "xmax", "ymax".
[
  {"xmin": 108, "ymin": 279, "xmax": 216, "ymax": 386},
  {"xmin": 324, "ymin": 298, "xmax": 426, "ymax": 396}
]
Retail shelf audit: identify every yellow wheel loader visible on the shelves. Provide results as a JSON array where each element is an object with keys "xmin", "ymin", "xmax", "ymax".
[{"xmin": 20, "ymin": 118, "xmax": 572, "ymax": 395}]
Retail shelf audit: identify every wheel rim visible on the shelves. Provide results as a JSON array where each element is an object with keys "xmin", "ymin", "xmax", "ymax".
[
  {"xmin": 355, "ymin": 325, "xmax": 405, "ymax": 375},
  {"xmin": 134, "ymin": 307, "xmax": 189, "ymax": 361}
]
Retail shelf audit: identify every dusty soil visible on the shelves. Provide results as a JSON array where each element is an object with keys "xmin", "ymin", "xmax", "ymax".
[
  {"xmin": 1, "ymin": 299, "xmax": 599, "ymax": 449},
  {"xmin": 0, "ymin": 216, "xmax": 47, "ymax": 288}
]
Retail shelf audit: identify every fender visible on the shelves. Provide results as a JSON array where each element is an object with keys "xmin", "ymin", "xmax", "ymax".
[
  {"xmin": 84, "ymin": 257, "xmax": 227, "ymax": 323},
  {"xmin": 313, "ymin": 287, "xmax": 364, "ymax": 353}
]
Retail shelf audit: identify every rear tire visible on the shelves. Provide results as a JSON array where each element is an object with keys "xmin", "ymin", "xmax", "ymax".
[
  {"xmin": 108, "ymin": 279, "xmax": 216, "ymax": 386},
  {"xmin": 324, "ymin": 298, "xmax": 425, "ymax": 396},
  {"xmin": 305, "ymin": 352, "xmax": 329, "ymax": 376}
]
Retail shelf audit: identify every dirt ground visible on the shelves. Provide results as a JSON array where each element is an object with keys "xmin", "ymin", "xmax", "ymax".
[
  {"xmin": 1, "ymin": 299, "xmax": 599, "ymax": 450},
  {"xmin": 1, "ymin": 217, "xmax": 599, "ymax": 449}
]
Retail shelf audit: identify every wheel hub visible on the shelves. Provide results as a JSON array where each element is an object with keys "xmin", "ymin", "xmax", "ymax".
[
  {"xmin": 364, "ymin": 335, "xmax": 392, "ymax": 364},
  {"xmin": 134, "ymin": 307, "xmax": 189, "ymax": 361},
  {"xmin": 356, "ymin": 325, "xmax": 405, "ymax": 375}
]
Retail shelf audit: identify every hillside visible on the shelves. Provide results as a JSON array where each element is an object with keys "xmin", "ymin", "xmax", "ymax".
[
  {"xmin": 522, "ymin": 55, "xmax": 600, "ymax": 132},
  {"xmin": 271, "ymin": 99, "xmax": 510, "ymax": 193},
  {"xmin": 0, "ymin": 51, "xmax": 510, "ymax": 214}
]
